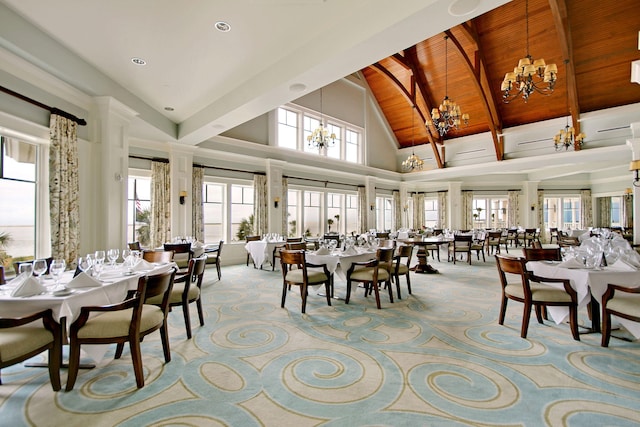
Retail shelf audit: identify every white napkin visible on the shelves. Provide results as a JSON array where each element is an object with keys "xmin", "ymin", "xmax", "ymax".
[
  {"xmin": 558, "ymin": 257, "xmax": 584, "ymax": 269},
  {"xmin": 192, "ymin": 241, "xmax": 203, "ymax": 248},
  {"xmin": 610, "ymin": 259, "xmax": 638, "ymax": 271},
  {"xmin": 10, "ymin": 276, "xmax": 46, "ymax": 297},
  {"xmin": 315, "ymin": 247, "xmax": 330, "ymax": 255},
  {"xmin": 6, "ymin": 272, "xmax": 29, "ymax": 288},
  {"xmin": 66, "ymin": 272, "xmax": 102, "ymax": 288},
  {"xmin": 132, "ymin": 259, "xmax": 155, "ymax": 271},
  {"xmin": 343, "ymin": 247, "xmax": 358, "ymax": 256}
]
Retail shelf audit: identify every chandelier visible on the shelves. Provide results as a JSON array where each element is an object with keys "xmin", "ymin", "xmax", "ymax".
[
  {"xmin": 307, "ymin": 88, "xmax": 336, "ymax": 149},
  {"xmin": 430, "ymin": 36, "xmax": 469, "ymax": 136},
  {"xmin": 501, "ymin": 0, "xmax": 558, "ymax": 103},
  {"xmin": 403, "ymin": 105, "xmax": 424, "ymax": 171},
  {"xmin": 553, "ymin": 60, "xmax": 585, "ymax": 150}
]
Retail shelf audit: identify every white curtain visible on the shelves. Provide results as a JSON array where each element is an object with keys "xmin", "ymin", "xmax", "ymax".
[
  {"xmin": 462, "ymin": 191, "xmax": 473, "ymax": 230},
  {"xmin": 598, "ymin": 197, "xmax": 611, "ymax": 228},
  {"xmin": 537, "ymin": 190, "xmax": 545, "ymax": 241},
  {"xmin": 192, "ymin": 166, "xmax": 204, "ymax": 242},
  {"xmin": 438, "ymin": 191, "xmax": 447, "ymax": 229},
  {"xmin": 508, "ymin": 190, "xmax": 520, "ymax": 228},
  {"xmin": 580, "ymin": 189, "xmax": 593, "ymax": 228},
  {"xmin": 150, "ymin": 160, "xmax": 171, "ymax": 248},
  {"xmin": 358, "ymin": 186, "xmax": 367, "ymax": 233},
  {"xmin": 392, "ymin": 190, "xmax": 402, "ymax": 231},
  {"xmin": 253, "ymin": 174, "xmax": 268, "ymax": 237},
  {"xmin": 49, "ymin": 114, "xmax": 79, "ymax": 264},
  {"xmin": 281, "ymin": 178, "xmax": 289, "ymax": 236},
  {"xmin": 412, "ymin": 193, "xmax": 424, "ymax": 229}
]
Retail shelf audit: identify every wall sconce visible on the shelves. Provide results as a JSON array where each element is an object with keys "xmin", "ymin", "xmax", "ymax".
[
  {"xmin": 530, "ymin": 204, "xmax": 535, "ymax": 211},
  {"xmin": 403, "ymin": 204, "xmax": 408, "ymax": 212},
  {"xmin": 630, "ymin": 160, "xmax": 640, "ymax": 187},
  {"xmin": 370, "ymin": 203, "xmax": 375, "ymax": 211},
  {"xmin": 274, "ymin": 197, "xmax": 280, "ymax": 208},
  {"xmin": 179, "ymin": 190, "xmax": 187, "ymax": 205},
  {"xmin": 501, "ymin": 207, "xmax": 507, "ymax": 215}
]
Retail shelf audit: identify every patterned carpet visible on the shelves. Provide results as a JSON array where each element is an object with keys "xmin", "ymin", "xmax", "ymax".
[{"xmin": 1, "ymin": 254, "xmax": 639, "ymax": 426}]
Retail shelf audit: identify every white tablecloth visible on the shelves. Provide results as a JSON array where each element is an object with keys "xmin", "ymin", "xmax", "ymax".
[
  {"xmin": 527, "ymin": 261, "xmax": 640, "ymax": 337},
  {"xmin": 306, "ymin": 249, "xmax": 376, "ymax": 281},
  {"xmin": 245, "ymin": 240, "xmax": 284, "ymax": 268}
]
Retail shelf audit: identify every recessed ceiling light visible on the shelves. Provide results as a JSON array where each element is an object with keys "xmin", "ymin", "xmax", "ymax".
[
  {"xmin": 215, "ymin": 21, "xmax": 231, "ymax": 32},
  {"xmin": 164, "ymin": 107, "xmax": 174, "ymax": 111},
  {"xmin": 448, "ymin": 0, "xmax": 480, "ymax": 16},
  {"xmin": 131, "ymin": 57, "xmax": 147, "ymax": 65},
  {"xmin": 289, "ymin": 83, "xmax": 307, "ymax": 93}
]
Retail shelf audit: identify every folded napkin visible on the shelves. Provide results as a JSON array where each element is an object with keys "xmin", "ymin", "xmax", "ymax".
[
  {"xmin": 192, "ymin": 241, "xmax": 203, "ymax": 248},
  {"xmin": 6, "ymin": 272, "xmax": 29, "ymax": 288},
  {"xmin": 132, "ymin": 259, "xmax": 155, "ymax": 271},
  {"xmin": 100, "ymin": 269, "xmax": 126, "ymax": 279},
  {"xmin": 315, "ymin": 247, "xmax": 330, "ymax": 255},
  {"xmin": 558, "ymin": 257, "xmax": 585, "ymax": 269},
  {"xmin": 10, "ymin": 276, "xmax": 46, "ymax": 297},
  {"xmin": 610, "ymin": 259, "xmax": 638, "ymax": 271},
  {"xmin": 343, "ymin": 247, "xmax": 358, "ymax": 256},
  {"xmin": 66, "ymin": 272, "xmax": 102, "ymax": 288}
]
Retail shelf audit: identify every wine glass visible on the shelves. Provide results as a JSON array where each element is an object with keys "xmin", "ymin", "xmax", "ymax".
[
  {"xmin": 32, "ymin": 259, "xmax": 47, "ymax": 283},
  {"xmin": 94, "ymin": 250, "xmax": 106, "ymax": 263},
  {"xmin": 107, "ymin": 248, "xmax": 119, "ymax": 268},
  {"xmin": 92, "ymin": 258, "xmax": 104, "ymax": 280},
  {"xmin": 49, "ymin": 259, "xmax": 66, "ymax": 290},
  {"xmin": 19, "ymin": 262, "xmax": 33, "ymax": 277},
  {"xmin": 77, "ymin": 256, "xmax": 92, "ymax": 274}
]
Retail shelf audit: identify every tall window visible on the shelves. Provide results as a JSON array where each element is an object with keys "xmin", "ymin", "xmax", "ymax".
[
  {"xmin": 277, "ymin": 108, "xmax": 297, "ymax": 150},
  {"xmin": 203, "ymin": 183, "xmax": 224, "ymax": 242},
  {"xmin": 327, "ymin": 192, "xmax": 343, "ymax": 233},
  {"xmin": 424, "ymin": 198, "xmax": 438, "ymax": 228},
  {"xmin": 231, "ymin": 185, "xmax": 254, "ymax": 240},
  {"xmin": 375, "ymin": 196, "xmax": 393, "ymax": 231},
  {"xmin": 127, "ymin": 175, "xmax": 151, "ymax": 246},
  {"xmin": 287, "ymin": 190, "xmax": 299, "ymax": 237},
  {"xmin": 544, "ymin": 196, "xmax": 581, "ymax": 230},
  {"xmin": 345, "ymin": 194, "xmax": 359, "ymax": 235},
  {"xmin": 345, "ymin": 129, "xmax": 359, "ymax": 163},
  {"xmin": 303, "ymin": 191, "xmax": 322, "ymax": 236},
  {"xmin": 610, "ymin": 196, "xmax": 622, "ymax": 227},
  {"xmin": 472, "ymin": 197, "xmax": 508, "ymax": 228},
  {"xmin": 0, "ymin": 137, "xmax": 37, "ymax": 272},
  {"xmin": 286, "ymin": 188, "xmax": 358, "ymax": 237}
]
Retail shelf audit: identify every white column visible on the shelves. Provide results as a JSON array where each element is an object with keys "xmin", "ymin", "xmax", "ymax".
[
  {"xmin": 522, "ymin": 181, "xmax": 539, "ymax": 228},
  {"xmin": 266, "ymin": 159, "xmax": 286, "ymax": 234},
  {"xmin": 626, "ymin": 122, "xmax": 640, "ymax": 244},
  {"xmin": 91, "ymin": 97, "xmax": 138, "ymax": 252},
  {"xmin": 448, "ymin": 182, "xmax": 461, "ymax": 229},
  {"xmin": 169, "ymin": 144, "xmax": 197, "ymax": 239}
]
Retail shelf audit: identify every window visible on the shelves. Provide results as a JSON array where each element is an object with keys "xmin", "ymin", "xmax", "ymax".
[
  {"xmin": 0, "ymin": 137, "xmax": 37, "ymax": 273},
  {"xmin": 472, "ymin": 197, "xmax": 508, "ymax": 228},
  {"xmin": 327, "ymin": 193, "xmax": 343, "ymax": 233},
  {"xmin": 200, "ymin": 179, "xmax": 254, "ymax": 242},
  {"xmin": 424, "ymin": 198, "xmax": 438, "ymax": 228},
  {"xmin": 345, "ymin": 194, "xmax": 359, "ymax": 235},
  {"xmin": 203, "ymin": 183, "xmax": 224, "ymax": 242},
  {"xmin": 286, "ymin": 188, "xmax": 358, "ymax": 237},
  {"xmin": 303, "ymin": 191, "xmax": 322, "ymax": 237},
  {"xmin": 231, "ymin": 184, "xmax": 254, "ymax": 241},
  {"xmin": 287, "ymin": 190, "xmax": 299, "ymax": 237},
  {"xmin": 275, "ymin": 106, "xmax": 362, "ymax": 163},
  {"xmin": 610, "ymin": 196, "xmax": 622, "ymax": 227},
  {"xmin": 127, "ymin": 174, "xmax": 151, "ymax": 246},
  {"xmin": 544, "ymin": 196, "xmax": 581, "ymax": 230},
  {"xmin": 375, "ymin": 196, "xmax": 393, "ymax": 231}
]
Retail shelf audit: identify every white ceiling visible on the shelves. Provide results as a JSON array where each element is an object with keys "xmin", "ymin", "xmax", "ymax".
[{"xmin": 0, "ymin": 0, "xmax": 509, "ymax": 145}]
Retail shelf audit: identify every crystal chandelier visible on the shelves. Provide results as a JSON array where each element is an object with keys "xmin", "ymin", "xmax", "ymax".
[
  {"xmin": 430, "ymin": 36, "xmax": 469, "ymax": 136},
  {"xmin": 403, "ymin": 105, "xmax": 424, "ymax": 171},
  {"xmin": 501, "ymin": 0, "xmax": 558, "ymax": 103},
  {"xmin": 307, "ymin": 88, "xmax": 336, "ymax": 149},
  {"xmin": 553, "ymin": 61, "xmax": 585, "ymax": 150}
]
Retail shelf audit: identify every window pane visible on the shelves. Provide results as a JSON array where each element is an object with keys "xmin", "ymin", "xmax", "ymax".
[
  {"xmin": 231, "ymin": 184, "xmax": 254, "ymax": 241},
  {"xmin": 204, "ymin": 183, "xmax": 225, "ymax": 242},
  {"xmin": 3, "ymin": 139, "xmax": 36, "ymax": 181},
  {"xmin": 277, "ymin": 108, "xmax": 298, "ymax": 149},
  {"xmin": 345, "ymin": 129, "xmax": 359, "ymax": 163},
  {"xmin": 127, "ymin": 176, "xmax": 151, "ymax": 246},
  {"xmin": 303, "ymin": 191, "xmax": 322, "ymax": 236},
  {"xmin": 0, "ymin": 179, "xmax": 35, "ymax": 271},
  {"xmin": 326, "ymin": 123, "xmax": 341, "ymax": 159}
]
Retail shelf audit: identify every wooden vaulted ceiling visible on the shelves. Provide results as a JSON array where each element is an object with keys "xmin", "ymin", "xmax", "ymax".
[{"xmin": 361, "ymin": 0, "xmax": 640, "ymax": 167}]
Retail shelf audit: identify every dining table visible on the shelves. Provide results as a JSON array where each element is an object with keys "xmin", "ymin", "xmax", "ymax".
[
  {"xmin": 245, "ymin": 239, "xmax": 285, "ymax": 269},
  {"xmin": 526, "ymin": 260, "xmax": 640, "ymax": 336},
  {"xmin": 397, "ymin": 237, "xmax": 451, "ymax": 273},
  {"xmin": 305, "ymin": 247, "xmax": 377, "ymax": 298}
]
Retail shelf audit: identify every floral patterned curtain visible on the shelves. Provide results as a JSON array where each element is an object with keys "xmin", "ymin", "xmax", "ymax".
[
  {"xmin": 412, "ymin": 193, "xmax": 424, "ymax": 229},
  {"xmin": 150, "ymin": 160, "xmax": 171, "ymax": 248},
  {"xmin": 358, "ymin": 186, "xmax": 367, "ymax": 233},
  {"xmin": 537, "ymin": 190, "xmax": 545, "ymax": 241},
  {"xmin": 508, "ymin": 190, "xmax": 520, "ymax": 228},
  {"xmin": 598, "ymin": 197, "xmax": 611, "ymax": 228},
  {"xmin": 253, "ymin": 174, "xmax": 268, "ymax": 237},
  {"xmin": 580, "ymin": 189, "xmax": 593, "ymax": 228},
  {"xmin": 623, "ymin": 194, "xmax": 633, "ymax": 229},
  {"xmin": 192, "ymin": 166, "xmax": 204, "ymax": 242},
  {"xmin": 392, "ymin": 190, "xmax": 401, "ymax": 231},
  {"xmin": 438, "ymin": 191, "xmax": 448, "ymax": 229},
  {"xmin": 462, "ymin": 191, "xmax": 473, "ymax": 230},
  {"xmin": 49, "ymin": 114, "xmax": 79, "ymax": 264},
  {"xmin": 281, "ymin": 178, "xmax": 288, "ymax": 236}
]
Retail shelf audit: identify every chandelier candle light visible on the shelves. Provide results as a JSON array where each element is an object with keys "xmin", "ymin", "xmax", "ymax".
[
  {"xmin": 403, "ymin": 105, "xmax": 424, "ymax": 171},
  {"xmin": 501, "ymin": 0, "xmax": 558, "ymax": 103},
  {"xmin": 554, "ymin": 60, "xmax": 585, "ymax": 150},
  {"xmin": 307, "ymin": 88, "xmax": 336, "ymax": 149},
  {"xmin": 430, "ymin": 36, "xmax": 469, "ymax": 136}
]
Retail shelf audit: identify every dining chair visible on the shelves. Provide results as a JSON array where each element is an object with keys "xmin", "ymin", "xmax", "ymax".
[
  {"xmin": 495, "ymin": 255, "xmax": 579, "ymax": 340},
  {"xmin": 272, "ymin": 237, "xmax": 303, "ymax": 271},
  {"xmin": 0, "ymin": 309, "xmax": 62, "ymax": 390},
  {"xmin": 471, "ymin": 233, "xmax": 486, "ymax": 262},
  {"xmin": 0, "ymin": 265, "xmax": 5, "ymax": 285},
  {"xmin": 205, "ymin": 240, "xmax": 224, "ymax": 280},
  {"xmin": 65, "ymin": 269, "xmax": 176, "ymax": 391},
  {"xmin": 601, "ymin": 284, "xmax": 640, "ymax": 347},
  {"xmin": 286, "ymin": 242, "xmax": 307, "ymax": 250},
  {"xmin": 245, "ymin": 235, "xmax": 262, "ymax": 266},
  {"xmin": 549, "ymin": 227, "xmax": 559, "ymax": 244},
  {"xmin": 424, "ymin": 239, "xmax": 441, "ymax": 262},
  {"xmin": 142, "ymin": 250, "xmax": 174, "ymax": 264},
  {"xmin": 378, "ymin": 239, "xmax": 396, "ymax": 249},
  {"xmin": 486, "ymin": 231, "xmax": 503, "ymax": 255},
  {"xmin": 448, "ymin": 234, "xmax": 473, "ymax": 265},
  {"xmin": 523, "ymin": 228, "xmax": 538, "ymax": 247},
  {"xmin": 346, "ymin": 247, "xmax": 394, "ymax": 309},
  {"xmin": 280, "ymin": 249, "xmax": 331, "ymax": 314},
  {"xmin": 505, "ymin": 228, "xmax": 518, "ymax": 249},
  {"xmin": 148, "ymin": 257, "xmax": 207, "ymax": 339},
  {"xmin": 163, "ymin": 243, "xmax": 193, "ymax": 274},
  {"xmin": 392, "ymin": 244, "xmax": 413, "ymax": 299},
  {"xmin": 128, "ymin": 241, "xmax": 142, "ymax": 251},
  {"xmin": 304, "ymin": 237, "xmax": 319, "ymax": 251},
  {"xmin": 522, "ymin": 247, "xmax": 562, "ymax": 262},
  {"xmin": 375, "ymin": 232, "xmax": 390, "ymax": 239}
]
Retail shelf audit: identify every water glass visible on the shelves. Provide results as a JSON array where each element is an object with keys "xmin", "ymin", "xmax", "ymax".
[
  {"xmin": 95, "ymin": 250, "xmax": 106, "ymax": 263},
  {"xmin": 107, "ymin": 248, "xmax": 119, "ymax": 267},
  {"xmin": 19, "ymin": 262, "xmax": 33, "ymax": 277},
  {"xmin": 77, "ymin": 256, "xmax": 92, "ymax": 273},
  {"xmin": 33, "ymin": 259, "xmax": 47, "ymax": 282},
  {"xmin": 50, "ymin": 259, "xmax": 66, "ymax": 289},
  {"xmin": 92, "ymin": 258, "xmax": 104, "ymax": 279}
]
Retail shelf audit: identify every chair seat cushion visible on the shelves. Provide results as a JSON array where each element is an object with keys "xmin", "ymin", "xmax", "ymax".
[
  {"xmin": 396, "ymin": 264, "xmax": 410, "ymax": 275},
  {"xmin": 205, "ymin": 255, "xmax": 218, "ymax": 264},
  {"xmin": 505, "ymin": 283, "xmax": 573, "ymax": 302},
  {"xmin": 146, "ymin": 283, "xmax": 200, "ymax": 305},
  {"xmin": 607, "ymin": 293, "xmax": 640, "ymax": 318},
  {"xmin": 0, "ymin": 324, "xmax": 53, "ymax": 362},
  {"xmin": 77, "ymin": 305, "xmax": 164, "ymax": 339},
  {"xmin": 285, "ymin": 269, "xmax": 328, "ymax": 284},
  {"xmin": 350, "ymin": 267, "xmax": 390, "ymax": 282}
]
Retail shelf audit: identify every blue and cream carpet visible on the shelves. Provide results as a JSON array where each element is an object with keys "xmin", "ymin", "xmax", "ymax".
[{"xmin": 1, "ymin": 255, "xmax": 639, "ymax": 426}]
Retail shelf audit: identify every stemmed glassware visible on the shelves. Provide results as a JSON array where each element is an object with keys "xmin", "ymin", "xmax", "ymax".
[
  {"xmin": 94, "ymin": 250, "xmax": 106, "ymax": 264},
  {"xmin": 32, "ymin": 259, "xmax": 47, "ymax": 283},
  {"xmin": 92, "ymin": 258, "xmax": 104, "ymax": 280},
  {"xmin": 19, "ymin": 262, "xmax": 33, "ymax": 277},
  {"xmin": 77, "ymin": 256, "xmax": 92, "ymax": 274},
  {"xmin": 49, "ymin": 259, "xmax": 66, "ymax": 290},
  {"xmin": 107, "ymin": 248, "xmax": 119, "ymax": 268}
]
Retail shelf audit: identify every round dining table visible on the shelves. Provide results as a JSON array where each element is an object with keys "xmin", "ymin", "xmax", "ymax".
[{"xmin": 398, "ymin": 237, "xmax": 451, "ymax": 274}]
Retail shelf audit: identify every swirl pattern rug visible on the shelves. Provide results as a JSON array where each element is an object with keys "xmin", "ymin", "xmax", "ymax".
[{"xmin": 1, "ymin": 257, "xmax": 639, "ymax": 426}]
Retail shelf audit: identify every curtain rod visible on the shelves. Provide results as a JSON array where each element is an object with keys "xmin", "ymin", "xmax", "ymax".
[
  {"xmin": 284, "ymin": 175, "xmax": 362, "ymax": 189},
  {"xmin": 0, "ymin": 85, "xmax": 87, "ymax": 126},
  {"xmin": 193, "ymin": 163, "xmax": 265, "ymax": 175},
  {"xmin": 129, "ymin": 154, "xmax": 169, "ymax": 164}
]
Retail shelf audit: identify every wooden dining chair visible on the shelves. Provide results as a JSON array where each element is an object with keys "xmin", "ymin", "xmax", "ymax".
[
  {"xmin": 448, "ymin": 234, "xmax": 473, "ymax": 265},
  {"xmin": 346, "ymin": 247, "xmax": 394, "ymax": 309},
  {"xmin": 495, "ymin": 255, "xmax": 579, "ymax": 340},
  {"xmin": 128, "ymin": 241, "xmax": 142, "ymax": 251},
  {"xmin": 392, "ymin": 244, "xmax": 413, "ymax": 299},
  {"xmin": 522, "ymin": 247, "xmax": 562, "ymax": 262},
  {"xmin": 486, "ymin": 231, "xmax": 503, "ymax": 255},
  {"xmin": 0, "ymin": 265, "xmax": 5, "ymax": 285},
  {"xmin": 375, "ymin": 232, "xmax": 390, "ymax": 239},
  {"xmin": 142, "ymin": 250, "xmax": 174, "ymax": 264},
  {"xmin": 245, "ymin": 235, "xmax": 262, "ymax": 266},
  {"xmin": 205, "ymin": 240, "xmax": 224, "ymax": 280},
  {"xmin": 286, "ymin": 242, "xmax": 307, "ymax": 250},
  {"xmin": 549, "ymin": 227, "xmax": 559, "ymax": 244},
  {"xmin": 148, "ymin": 257, "xmax": 207, "ymax": 339},
  {"xmin": 471, "ymin": 233, "xmax": 486, "ymax": 262},
  {"xmin": 163, "ymin": 243, "xmax": 193, "ymax": 273},
  {"xmin": 601, "ymin": 284, "xmax": 640, "ymax": 347},
  {"xmin": 0, "ymin": 309, "xmax": 62, "ymax": 390},
  {"xmin": 523, "ymin": 228, "xmax": 538, "ymax": 247},
  {"xmin": 65, "ymin": 269, "xmax": 176, "ymax": 390},
  {"xmin": 272, "ymin": 237, "xmax": 303, "ymax": 271},
  {"xmin": 280, "ymin": 250, "xmax": 331, "ymax": 314}
]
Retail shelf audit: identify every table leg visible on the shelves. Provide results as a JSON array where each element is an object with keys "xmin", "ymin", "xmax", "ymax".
[{"xmin": 412, "ymin": 246, "xmax": 439, "ymax": 274}]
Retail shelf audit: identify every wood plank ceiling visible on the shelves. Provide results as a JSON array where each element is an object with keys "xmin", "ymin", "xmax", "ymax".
[{"xmin": 361, "ymin": 0, "xmax": 640, "ymax": 166}]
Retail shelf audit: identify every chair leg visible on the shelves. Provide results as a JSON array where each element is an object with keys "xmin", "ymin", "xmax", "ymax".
[
  {"xmin": 196, "ymin": 298, "xmax": 205, "ymax": 326},
  {"xmin": 281, "ymin": 283, "xmax": 288, "ymax": 308},
  {"xmin": 345, "ymin": 280, "xmax": 352, "ymax": 304},
  {"xmin": 65, "ymin": 341, "xmax": 82, "ymax": 391},
  {"xmin": 182, "ymin": 301, "xmax": 193, "ymax": 339},
  {"xmin": 216, "ymin": 260, "xmax": 221, "ymax": 280},
  {"xmin": 568, "ymin": 305, "xmax": 580, "ymax": 341},
  {"xmin": 48, "ymin": 343, "xmax": 62, "ymax": 391},
  {"xmin": 395, "ymin": 274, "xmax": 402, "ymax": 300},
  {"xmin": 115, "ymin": 342, "xmax": 125, "ymax": 359},
  {"xmin": 372, "ymin": 280, "xmax": 382, "ymax": 309},
  {"xmin": 300, "ymin": 284, "xmax": 307, "ymax": 314},
  {"xmin": 406, "ymin": 273, "xmax": 412, "ymax": 295},
  {"xmin": 129, "ymin": 338, "xmax": 145, "ymax": 389},
  {"xmin": 601, "ymin": 311, "xmax": 611, "ymax": 347},
  {"xmin": 160, "ymin": 322, "xmax": 171, "ymax": 362},
  {"xmin": 534, "ymin": 304, "xmax": 544, "ymax": 324},
  {"xmin": 521, "ymin": 303, "xmax": 532, "ymax": 338},
  {"xmin": 324, "ymin": 281, "xmax": 332, "ymax": 307},
  {"xmin": 386, "ymin": 279, "xmax": 394, "ymax": 303},
  {"xmin": 498, "ymin": 296, "xmax": 508, "ymax": 325}
]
